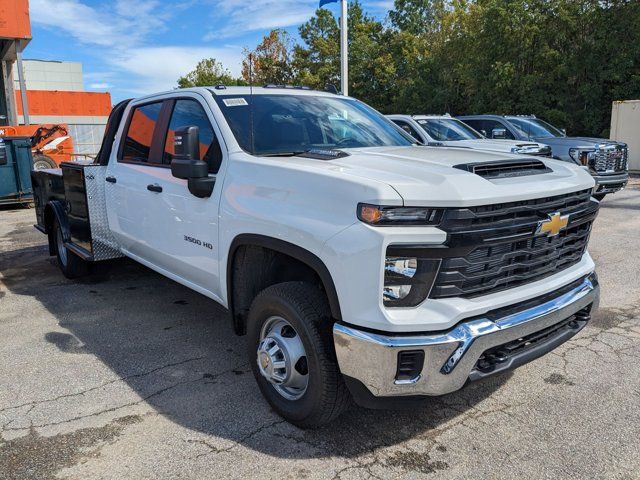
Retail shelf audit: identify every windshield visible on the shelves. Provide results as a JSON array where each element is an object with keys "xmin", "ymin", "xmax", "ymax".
[
  {"xmin": 416, "ymin": 118, "xmax": 483, "ymax": 141},
  {"xmin": 507, "ymin": 117, "xmax": 565, "ymax": 138},
  {"xmin": 213, "ymin": 94, "xmax": 413, "ymax": 156}
]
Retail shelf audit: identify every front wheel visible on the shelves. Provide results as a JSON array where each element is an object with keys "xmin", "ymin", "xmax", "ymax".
[{"xmin": 247, "ymin": 282, "xmax": 351, "ymax": 428}]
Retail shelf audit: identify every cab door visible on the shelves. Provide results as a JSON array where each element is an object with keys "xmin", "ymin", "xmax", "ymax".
[
  {"xmin": 106, "ymin": 99, "xmax": 168, "ymax": 260},
  {"xmin": 139, "ymin": 95, "xmax": 226, "ymax": 301},
  {"xmin": 106, "ymin": 94, "xmax": 225, "ymax": 301}
]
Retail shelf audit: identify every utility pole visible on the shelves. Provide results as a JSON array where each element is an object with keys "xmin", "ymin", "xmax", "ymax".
[
  {"xmin": 340, "ymin": 0, "xmax": 348, "ymax": 96},
  {"xmin": 320, "ymin": 0, "xmax": 348, "ymax": 95},
  {"xmin": 16, "ymin": 45, "xmax": 29, "ymax": 125}
]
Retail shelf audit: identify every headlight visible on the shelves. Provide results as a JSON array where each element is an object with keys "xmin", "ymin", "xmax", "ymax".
[
  {"xmin": 383, "ymin": 246, "xmax": 441, "ymax": 307},
  {"xmin": 358, "ymin": 204, "xmax": 443, "ymax": 226},
  {"xmin": 568, "ymin": 148, "xmax": 594, "ymax": 166}
]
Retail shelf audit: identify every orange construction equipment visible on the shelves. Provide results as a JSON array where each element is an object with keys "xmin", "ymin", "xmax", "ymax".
[{"xmin": 0, "ymin": 124, "xmax": 74, "ymax": 169}]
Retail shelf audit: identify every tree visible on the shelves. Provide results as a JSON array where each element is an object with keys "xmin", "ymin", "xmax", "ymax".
[
  {"xmin": 292, "ymin": 8, "xmax": 340, "ymax": 90},
  {"xmin": 292, "ymin": 0, "xmax": 397, "ymax": 105},
  {"xmin": 179, "ymin": 0, "xmax": 640, "ymax": 136},
  {"xmin": 177, "ymin": 58, "xmax": 242, "ymax": 88},
  {"xmin": 242, "ymin": 29, "xmax": 294, "ymax": 85},
  {"xmin": 389, "ymin": 0, "xmax": 447, "ymax": 35}
]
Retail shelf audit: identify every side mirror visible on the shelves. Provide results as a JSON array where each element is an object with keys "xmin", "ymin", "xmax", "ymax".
[
  {"xmin": 170, "ymin": 125, "xmax": 215, "ymax": 198},
  {"xmin": 480, "ymin": 129, "xmax": 488, "ymax": 137},
  {"xmin": 491, "ymin": 127, "xmax": 507, "ymax": 139},
  {"xmin": 560, "ymin": 128, "xmax": 567, "ymax": 136},
  {"xmin": 0, "ymin": 140, "xmax": 7, "ymax": 166}
]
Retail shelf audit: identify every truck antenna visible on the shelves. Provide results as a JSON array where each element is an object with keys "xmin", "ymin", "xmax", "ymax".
[{"xmin": 249, "ymin": 53, "xmax": 255, "ymax": 155}]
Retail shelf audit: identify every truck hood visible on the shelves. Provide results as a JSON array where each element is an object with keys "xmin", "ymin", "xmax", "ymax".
[
  {"xmin": 323, "ymin": 146, "xmax": 595, "ymax": 207},
  {"xmin": 532, "ymin": 136, "xmax": 627, "ymax": 149},
  {"xmin": 441, "ymin": 139, "xmax": 548, "ymax": 153}
]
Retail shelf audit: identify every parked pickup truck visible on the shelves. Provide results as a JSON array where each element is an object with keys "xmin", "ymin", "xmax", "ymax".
[
  {"xmin": 32, "ymin": 87, "xmax": 600, "ymax": 427},
  {"xmin": 387, "ymin": 114, "xmax": 552, "ymax": 157},
  {"xmin": 458, "ymin": 114, "xmax": 629, "ymax": 199}
]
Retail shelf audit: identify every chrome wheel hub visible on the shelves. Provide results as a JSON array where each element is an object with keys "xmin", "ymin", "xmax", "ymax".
[{"xmin": 257, "ymin": 316, "xmax": 308, "ymax": 400}]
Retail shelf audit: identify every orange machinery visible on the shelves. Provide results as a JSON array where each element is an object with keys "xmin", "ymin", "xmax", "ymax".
[{"xmin": 0, "ymin": 124, "xmax": 74, "ymax": 169}]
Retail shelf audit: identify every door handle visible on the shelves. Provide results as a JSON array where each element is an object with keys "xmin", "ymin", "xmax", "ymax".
[
  {"xmin": 105, "ymin": 176, "xmax": 117, "ymax": 183},
  {"xmin": 147, "ymin": 183, "xmax": 163, "ymax": 193}
]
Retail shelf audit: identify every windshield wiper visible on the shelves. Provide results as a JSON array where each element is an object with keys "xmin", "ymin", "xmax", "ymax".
[{"xmin": 260, "ymin": 150, "xmax": 308, "ymax": 157}]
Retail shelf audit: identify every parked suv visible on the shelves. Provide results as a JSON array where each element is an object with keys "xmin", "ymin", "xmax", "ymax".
[
  {"xmin": 387, "ymin": 114, "xmax": 551, "ymax": 156},
  {"xmin": 458, "ymin": 115, "xmax": 629, "ymax": 199}
]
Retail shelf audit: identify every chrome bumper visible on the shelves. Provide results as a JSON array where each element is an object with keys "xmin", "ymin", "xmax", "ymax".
[
  {"xmin": 593, "ymin": 171, "xmax": 629, "ymax": 193},
  {"xmin": 334, "ymin": 275, "xmax": 599, "ymax": 397}
]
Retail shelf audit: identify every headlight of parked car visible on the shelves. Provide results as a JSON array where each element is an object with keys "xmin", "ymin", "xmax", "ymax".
[{"xmin": 568, "ymin": 148, "xmax": 595, "ymax": 166}]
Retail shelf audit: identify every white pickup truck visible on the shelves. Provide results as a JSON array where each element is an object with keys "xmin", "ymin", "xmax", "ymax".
[{"xmin": 31, "ymin": 86, "xmax": 600, "ymax": 427}]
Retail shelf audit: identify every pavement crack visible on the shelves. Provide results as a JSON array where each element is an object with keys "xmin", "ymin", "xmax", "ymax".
[
  {"xmin": 2, "ymin": 362, "xmax": 242, "ymax": 432},
  {"xmin": 0, "ymin": 355, "xmax": 208, "ymax": 415},
  {"xmin": 188, "ymin": 418, "xmax": 287, "ymax": 459}
]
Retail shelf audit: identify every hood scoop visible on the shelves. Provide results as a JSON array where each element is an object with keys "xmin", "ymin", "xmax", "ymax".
[{"xmin": 454, "ymin": 159, "xmax": 552, "ymax": 179}]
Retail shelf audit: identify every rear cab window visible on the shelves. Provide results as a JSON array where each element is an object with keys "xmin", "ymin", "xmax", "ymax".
[{"xmin": 120, "ymin": 102, "xmax": 163, "ymax": 163}]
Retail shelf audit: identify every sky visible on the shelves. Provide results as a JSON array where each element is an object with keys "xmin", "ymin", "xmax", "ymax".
[{"xmin": 25, "ymin": 0, "xmax": 393, "ymax": 102}]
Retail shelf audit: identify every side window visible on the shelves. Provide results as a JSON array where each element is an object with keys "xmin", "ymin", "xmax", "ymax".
[
  {"xmin": 163, "ymin": 99, "xmax": 222, "ymax": 174},
  {"xmin": 482, "ymin": 120, "xmax": 515, "ymax": 139},
  {"xmin": 460, "ymin": 119, "xmax": 484, "ymax": 135},
  {"xmin": 392, "ymin": 120, "xmax": 421, "ymax": 142},
  {"xmin": 121, "ymin": 102, "xmax": 163, "ymax": 163}
]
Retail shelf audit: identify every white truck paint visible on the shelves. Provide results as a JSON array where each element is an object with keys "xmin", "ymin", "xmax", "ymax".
[{"xmin": 32, "ymin": 87, "xmax": 600, "ymax": 427}]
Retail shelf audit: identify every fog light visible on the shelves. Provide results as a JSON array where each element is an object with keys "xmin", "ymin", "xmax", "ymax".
[{"xmin": 383, "ymin": 249, "xmax": 440, "ymax": 307}]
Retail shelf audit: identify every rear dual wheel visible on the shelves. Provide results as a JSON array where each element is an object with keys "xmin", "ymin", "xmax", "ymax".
[
  {"xmin": 52, "ymin": 219, "xmax": 89, "ymax": 278},
  {"xmin": 247, "ymin": 282, "xmax": 351, "ymax": 428}
]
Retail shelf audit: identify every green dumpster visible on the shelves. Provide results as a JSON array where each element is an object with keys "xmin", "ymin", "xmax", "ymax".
[{"xmin": 0, "ymin": 136, "xmax": 34, "ymax": 206}]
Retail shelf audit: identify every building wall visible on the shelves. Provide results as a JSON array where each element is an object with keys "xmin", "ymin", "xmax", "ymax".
[
  {"xmin": 13, "ymin": 59, "xmax": 83, "ymax": 91},
  {"xmin": 10, "ymin": 60, "xmax": 112, "ymax": 155},
  {"xmin": 610, "ymin": 100, "xmax": 640, "ymax": 173},
  {"xmin": 15, "ymin": 89, "xmax": 111, "ymax": 117},
  {"xmin": 0, "ymin": 0, "xmax": 31, "ymax": 41}
]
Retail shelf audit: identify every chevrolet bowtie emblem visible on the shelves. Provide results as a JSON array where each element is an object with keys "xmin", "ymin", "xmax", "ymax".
[{"xmin": 537, "ymin": 212, "xmax": 569, "ymax": 236}]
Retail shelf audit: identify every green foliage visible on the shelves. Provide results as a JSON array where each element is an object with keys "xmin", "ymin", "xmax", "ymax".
[
  {"xmin": 177, "ymin": 58, "xmax": 244, "ymax": 88},
  {"xmin": 179, "ymin": 0, "xmax": 640, "ymax": 136}
]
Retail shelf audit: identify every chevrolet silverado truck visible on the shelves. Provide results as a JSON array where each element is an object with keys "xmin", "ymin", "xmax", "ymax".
[
  {"xmin": 387, "ymin": 114, "xmax": 551, "ymax": 157},
  {"xmin": 31, "ymin": 87, "xmax": 600, "ymax": 427},
  {"xmin": 458, "ymin": 114, "xmax": 629, "ymax": 200}
]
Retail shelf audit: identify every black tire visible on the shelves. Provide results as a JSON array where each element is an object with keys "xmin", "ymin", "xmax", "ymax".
[
  {"xmin": 32, "ymin": 154, "xmax": 57, "ymax": 170},
  {"xmin": 52, "ymin": 218, "xmax": 89, "ymax": 279},
  {"xmin": 593, "ymin": 193, "xmax": 606, "ymax": 201},
  {"xmin": 247, "ymin": 282, "xmax": 351, "ymax": 428}
]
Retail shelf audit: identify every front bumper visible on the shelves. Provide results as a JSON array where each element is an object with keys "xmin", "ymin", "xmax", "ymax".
[
  {"xmin": 592, "ymin": 171, "xmax": 629, "ymax": 194},
  {"xmin": 334, "ymin": 274, "xmax": 599, "ymax": 398}
]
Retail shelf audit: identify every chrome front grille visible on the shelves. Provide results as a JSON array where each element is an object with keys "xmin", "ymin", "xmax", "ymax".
[{"xmin": 592, "ymin": 145, "xmax": 627, "ymax": 173}]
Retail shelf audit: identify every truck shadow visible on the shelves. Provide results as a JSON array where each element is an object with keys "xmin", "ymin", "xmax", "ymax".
[{"xmin": 1, "ymin": 241, "xmax": 510, "ymax": 460}]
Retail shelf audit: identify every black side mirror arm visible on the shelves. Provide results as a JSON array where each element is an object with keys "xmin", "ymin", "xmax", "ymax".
[{"xmin": 187, "ymin": 177, "xmax": 215, "ymax": 198}]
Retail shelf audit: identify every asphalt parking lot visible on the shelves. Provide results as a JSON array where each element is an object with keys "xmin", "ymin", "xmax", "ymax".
[{"xmin": 1, "ymin": 179, "xmax": 639, "ymax": 480}]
